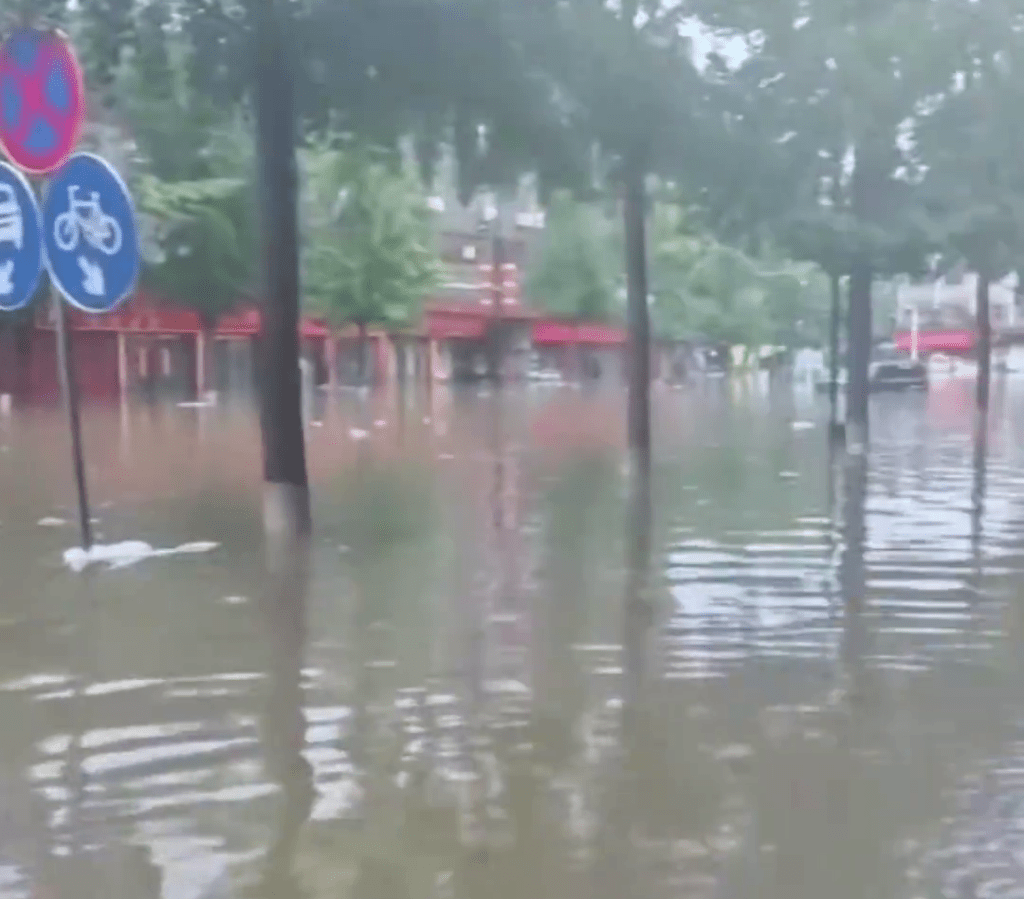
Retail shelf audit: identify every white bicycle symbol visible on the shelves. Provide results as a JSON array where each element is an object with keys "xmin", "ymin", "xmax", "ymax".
[{"xmin": 53, "ymin": 186, "xmax": 122, "ymax": 255}]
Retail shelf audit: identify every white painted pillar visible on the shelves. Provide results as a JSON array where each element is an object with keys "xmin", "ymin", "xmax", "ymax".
[
  {"xmin": 195, "ymin": 330, "xmax": 206, "ymax": 398},
  {"xmin": 117, "ymin": 332, "xmax": 128, "ymax": 398},
  {"xmin": 325, "ymin": 335, "xmax": 337, "ymax": 388}
]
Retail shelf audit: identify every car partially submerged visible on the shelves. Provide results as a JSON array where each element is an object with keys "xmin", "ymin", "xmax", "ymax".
[{"xmin": 815, "ymin": 343, "xmax": 928, "ymax": 393}]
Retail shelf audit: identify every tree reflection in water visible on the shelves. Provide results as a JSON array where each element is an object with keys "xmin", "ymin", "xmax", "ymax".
[
  {"xmin": 253, "ymin": 538, "xmax": 314, "ymax": 899},
  {"xmin": 592, "ymin": 446, "xmax": 655, "ymax": 899},
  {"xmin": 971, "ymin": 410, "xmax": 988, "ymax": 577}
]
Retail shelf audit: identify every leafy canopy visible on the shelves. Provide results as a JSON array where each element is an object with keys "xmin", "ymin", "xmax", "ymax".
[
  {"xmin": 303, "ymin": 141, "xmax": 439, "ymax": 331},
  {"xmin": 525, "ymin": 192, "xmax": 620, "ymax": 322}
]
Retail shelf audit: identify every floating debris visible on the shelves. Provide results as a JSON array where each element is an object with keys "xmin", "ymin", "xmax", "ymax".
[{"xmin": 63, "ymin": 540, "xmax": 219, "ymax": 573}]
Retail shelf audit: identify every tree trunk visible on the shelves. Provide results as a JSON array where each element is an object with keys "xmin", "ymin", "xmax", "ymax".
[
  {"xmin": 14, "ymin": 317, "xmax": 32, "ymax": 403},
  {"xmin": 196, "ymin": 327, "xmax": 212, "ymax": 400},
  {"xmin": 356, "ymin": 322, "xmax": 369, "ymax": 386},
  {"xmin": 828, "ymin": 271, "xmax": 843, "ymax": 430},
  {"xmin": 623, "ymin": 153, "xmax": 651, "ymax": 464},
  {"xmin": 251, "ymin": 0, "xmax": 310, "ymax": 540},
  {"xmin": 846, "ymin": 258, "xmax": 872, "ymax": 451},
  {"xmin": 846, "ymin": 145, "xmax": 885, "ymax": 453},
  {"xmin": 976, "ymin": 271, "xmax": 991, "ymax": 413},
  {"xmin": 392, "ymin": 333, "xmax": 407, "ymax": 386},
  {"xmin": 326, "ymin": 333, "xmax": 338, "ymax": 389},
  {"xmin": 489, "ymin": 226, "xmax": 505, "ymax": 383}
]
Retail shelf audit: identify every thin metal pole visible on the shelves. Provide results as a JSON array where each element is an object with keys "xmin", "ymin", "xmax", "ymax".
[{"xmin": 53, "ymin": 289, "xmax": 93, "ymax": 550}]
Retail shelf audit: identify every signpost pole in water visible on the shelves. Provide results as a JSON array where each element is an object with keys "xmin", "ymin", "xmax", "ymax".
[
  {"xmin": 0, "ymin": 28, "xmax": 138, "ymax": 553},
  {"xmin": 0, "ymin": 25, "xmax": 91, "ymax": 550},
  {"xmin": 39, "ymin": 153, "xmax": 138, "ymax": 551},
  {"xmin": 51, "ymin": 284, "xmax": 93, "ymax": 549}
]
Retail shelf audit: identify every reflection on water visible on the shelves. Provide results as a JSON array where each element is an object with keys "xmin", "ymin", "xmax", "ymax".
[{"xmin": 3, "ymin": 383, "xmax": 1024, "ymax": 897}]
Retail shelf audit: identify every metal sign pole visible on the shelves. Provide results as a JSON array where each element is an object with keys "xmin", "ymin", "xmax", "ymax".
[
  {"xmin": 2, "ymin": 29, "xmax": 134, "ymax": 556},
  {"xmin": 52, "ymin": 287, "xmax": 93, "ymax": 550},
  {"xmin": 33, "ymin": 171, "xmax": 93, "ymax": 551},
  {"xmin": 33, "ymin": 169, "xmax": 93, "ymax": 551}
]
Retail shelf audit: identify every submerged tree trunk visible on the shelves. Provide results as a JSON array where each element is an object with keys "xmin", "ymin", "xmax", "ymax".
[
  {"xmin": 391, "ymin": 333, "xmax": 409, "ymax": 387},
  {"xmin": 251, "ymin": 0, "xmax": 310, "ymax": 539},
  {"xmin": 196, "ymin": 327, "xmax": 213, "ymax": 399},
  {"xmin": 488, "ymin": 228, "xmax": 506, "ymax": 384},
  {"xmin": 846, "ymin": 258, "xmax": 872, "ymax": 451},
  {"xmin": 976, "ymin": 271, "xmax": 991, "ymax": 413},
  {"xmin": 846, "ymin": 145, "xmax": 885, "ymax": 453},
  {"xmin": 623, "ymin": 154, "xmax": 651, "ymax": 462},
  {"xmin": 828, "ymin": 271, "xmax": 843, "ymax": 433},
  {"xmin": 356, "ymin": 322, "xmax": 369, "ymax": 386}
]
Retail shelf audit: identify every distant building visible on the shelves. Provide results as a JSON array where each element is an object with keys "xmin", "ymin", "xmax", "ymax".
[{"xmin": 895, "ymin": 270, "xmax": 1018, "ymax": 332}]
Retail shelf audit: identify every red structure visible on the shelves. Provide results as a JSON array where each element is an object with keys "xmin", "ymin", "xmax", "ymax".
[
  {"xmin": 893, "ymin": 328, "xmax": 976, "ymax": 356},
  {"xmin": 0, "ymin": 282, "xmax": 629, "ymax": 403}
]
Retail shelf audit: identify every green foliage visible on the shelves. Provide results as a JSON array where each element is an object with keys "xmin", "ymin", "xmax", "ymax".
[
  {"xmin": 78, "ymin": 0, "xmax": 135, "ymax": 92},
  {"xmin": 525, "ymin": 192, "xmax": 620, "ymax": 321},
  {"xmin": 648, "ymin": 205, "xmax": 827, "ymax": 347},
  {"xmin": 136, "ymin": 172, "xmax": 255, "ymax": 324},
  {"xmin": 689, "ymin": 0, "xmax": 952, "ymax": 279},
  {"xmin": 303, "ymin": 141, "xmax": 439, "ymax": 331},
  {"xmin": 53, "ymin": 0, "xmax": 1024, "ymax": 360},
  {"xmin": 524, "ymin": 193, "xmax": 829, "ymax": 347},
  {"xmin": 916, "ymin": 6, "xmax": 1024, "ymax": 279}
]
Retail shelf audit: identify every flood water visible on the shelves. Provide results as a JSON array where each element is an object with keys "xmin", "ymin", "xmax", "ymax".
[{"xmin": 2, "ymin": 378, "xmax": 1024, "ymax": 898}]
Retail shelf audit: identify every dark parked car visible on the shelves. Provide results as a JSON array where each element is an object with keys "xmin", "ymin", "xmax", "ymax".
[
  {"xmin": 868, "ymin": 342, "xmax": 928, "ymax": 390},
  {"xmin": 816, "ymin": 342, "xmax": 927, "ymax": 393}
]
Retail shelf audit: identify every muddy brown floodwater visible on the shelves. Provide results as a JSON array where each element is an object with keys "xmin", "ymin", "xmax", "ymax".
[{"xmin": 2, "ymin": 378, "xmax": 1024, "ymax": 898}]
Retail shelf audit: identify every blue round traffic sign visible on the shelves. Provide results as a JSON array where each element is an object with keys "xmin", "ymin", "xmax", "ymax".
[
  {"xmin": 42, "ymin": 152, "xmax": 138, "ymax": 313},
  {"xmin": 0, "ymin": 160, "xmax": 43, "ymax": 312}
]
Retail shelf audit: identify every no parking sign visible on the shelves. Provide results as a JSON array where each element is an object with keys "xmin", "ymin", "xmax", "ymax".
[
  {"xmin": 0, "ymin": 26, "xmax": 140, "ymax": 552},
  {"xmin": 0, "ymin": 27, "xmax": 84, "ymax": 175}
]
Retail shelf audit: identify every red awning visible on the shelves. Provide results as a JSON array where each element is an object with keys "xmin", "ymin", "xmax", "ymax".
[
  {"xmin": 532, "ymin": 319, "xmax": 626, "ymax": 346},
  {"xmin": 893, "ymin": 329, "xmax": 975, "ymax": 354}
]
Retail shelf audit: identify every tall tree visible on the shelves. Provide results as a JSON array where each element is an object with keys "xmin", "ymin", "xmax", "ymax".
[
  {"xmin": 525, "ymin": 0, "xmax": 714, "ymax": 462},
  {"xmin": 693, "ymin": 0, "xmax": 956, "ymax": 448},
  {"xmin": 303, "ymin": 141, "xmax": 438, "ymax": 384},
  {"xmin": 250, "ymin": 0, "xmax": 310, "ymax": 541},
  {"xmin": 525, "ymin": 191, "xmax": 620, "ymax": 322},
  {"xmin": 916, "ymin": 0, "xmax": 1024, "ymax": 414}
]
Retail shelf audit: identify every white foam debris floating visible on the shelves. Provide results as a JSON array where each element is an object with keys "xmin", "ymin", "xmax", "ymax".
[
  {"xmin": 63, "ymin": 540, "xmax": 219, "ymax": 573},
  {"xmin": 37, "ymin": 517, "xmax": 67, "ymax": 527}
]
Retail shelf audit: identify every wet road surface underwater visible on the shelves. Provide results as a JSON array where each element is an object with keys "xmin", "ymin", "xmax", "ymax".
[{"xmin": 1, "ymin": 379, "xmax": 1024, "ymax": 898}]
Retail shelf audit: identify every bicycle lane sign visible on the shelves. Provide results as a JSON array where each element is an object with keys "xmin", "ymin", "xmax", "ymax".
[{"xmin": 42, "ymin": 153, "xmax": 138, "ymax": 313}]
